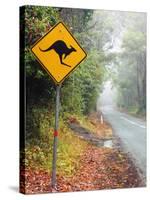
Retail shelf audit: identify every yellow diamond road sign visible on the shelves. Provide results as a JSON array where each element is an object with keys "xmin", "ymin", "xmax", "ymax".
[{"xmin": 31, "ymin": 22, "xmax": 87, "ymax": 84}]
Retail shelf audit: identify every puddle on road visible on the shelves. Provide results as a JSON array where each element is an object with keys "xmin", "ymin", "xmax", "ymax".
[{"xmin": 103, "ymin": 140, "xmax": 113, "ymax": 148}]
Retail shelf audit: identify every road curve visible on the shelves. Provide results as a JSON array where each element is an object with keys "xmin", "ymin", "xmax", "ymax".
[{"xmin": 100, "ymin": 106, "xmax": 146, "ymax": 178}]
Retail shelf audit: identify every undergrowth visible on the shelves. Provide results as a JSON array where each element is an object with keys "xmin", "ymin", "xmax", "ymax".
[{"xmin": 21, "ymin": 112, "xmax": 88, "ymax": 177}]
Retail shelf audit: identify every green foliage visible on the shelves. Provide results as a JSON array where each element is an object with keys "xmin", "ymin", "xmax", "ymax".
[
  {"xmin": 60, "ymin": 49, "xmax": 106, "ymax": 115},
  {"xmin": 26, "ymin": 106, "xmax": 54, "ymax": 139},
  {"xmin": 111, "ymin": 12, "xmax": 146, "ymax": 114},
  {"xmin": 59, "ymin": 8, "xmax": 93, "ymax": 34},
  {"xmin": 22, "ymin": 6, "xmax": 59, "ymax": 107}
]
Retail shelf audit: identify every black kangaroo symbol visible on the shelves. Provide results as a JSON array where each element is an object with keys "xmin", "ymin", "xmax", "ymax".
[{"xmin": 39, "ymin": 40, "xmax": 76, "ymax": 67}]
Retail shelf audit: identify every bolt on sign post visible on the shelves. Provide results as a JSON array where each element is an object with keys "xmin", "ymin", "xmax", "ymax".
[{"xmin": 31, "ymin": 22, "xmax": 87, "ymax": 188}]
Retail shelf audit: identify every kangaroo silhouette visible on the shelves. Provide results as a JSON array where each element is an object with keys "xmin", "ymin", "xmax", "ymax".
[{"xmin": 39, "ymin": 40, "xmax": 76, "ymax": 67}]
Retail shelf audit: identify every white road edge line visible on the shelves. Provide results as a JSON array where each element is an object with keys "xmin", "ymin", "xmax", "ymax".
[{"xmin": 120, "ymin": 116, "xmax": 146, "ymax": 129}]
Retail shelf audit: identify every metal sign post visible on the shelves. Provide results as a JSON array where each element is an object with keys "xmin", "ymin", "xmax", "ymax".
[{"xmin": 52, "ymin": 84, "xmax": 61, "ymax": 188}]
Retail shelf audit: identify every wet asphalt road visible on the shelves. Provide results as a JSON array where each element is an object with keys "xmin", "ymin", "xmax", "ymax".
[{"xmin": 100, "ymin": 106, "xmax": 146, "ymax": 178}]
